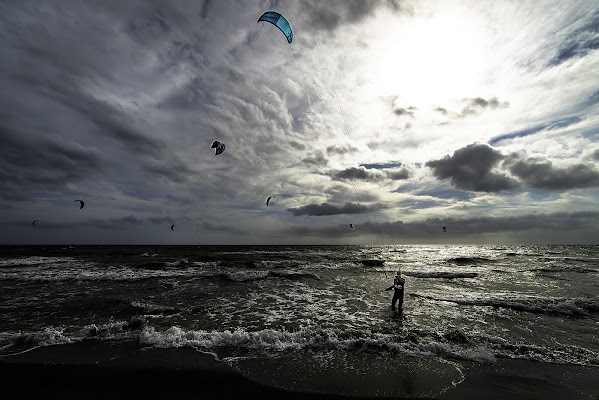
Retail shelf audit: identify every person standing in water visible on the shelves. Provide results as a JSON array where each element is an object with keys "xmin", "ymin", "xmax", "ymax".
[{"xmin": 385, "ymin": 269, "xmax": 406, "ymax": 311}]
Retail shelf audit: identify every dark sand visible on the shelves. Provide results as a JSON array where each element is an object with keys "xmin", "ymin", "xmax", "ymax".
[
  {"xmin": 0, "ymin": 342, "xmax": 432, "ymax": 399},
  {"xmin": 1, "ymin": 342, "xmax": 597, "ymax": 399}
]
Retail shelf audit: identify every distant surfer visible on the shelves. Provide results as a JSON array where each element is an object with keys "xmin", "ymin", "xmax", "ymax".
[{"xmin": 385, "ymin": 269, "xmax": 405, "ymax": 312}]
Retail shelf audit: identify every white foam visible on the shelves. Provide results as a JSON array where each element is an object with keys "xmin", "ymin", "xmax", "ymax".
[
  {"xmin": 0, "ymin": 256, "xmax": 76, "ymax": 267},
  {"xmin": 224, "ymin": 271, "xmax": 269, "ymax": 282},
  {"xmin": 253, "ymin": 260, "xmax": 306, "ymax": 269},
  {"xmin": 165, "ymin": 258, "xmax": 189, "ymax": 267},
  {"xmin": 0, "ymin": 326, "xmax": 76, "ymax": 353},
  {"xmin": 138, "ymin": 325, "xmax": 502, "ymax": 365}
]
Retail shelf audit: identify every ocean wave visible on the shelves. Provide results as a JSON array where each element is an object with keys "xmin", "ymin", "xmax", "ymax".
[
  {"xmin": 252, "ymin": 260, "xmax": 307, "ymax": 269},
  {"xmin": 215, "ymin": 270, "xmax": 321, "ymax": 282},
  {"xmin": 530, "ymin": 265, "xmax": 599, "ymax": 274},
  {"xmin": 219, "ymin": 271, "xmax": 270, "ymax": 282},
  {"xmin": 485, "ymin": 336, "xmax": 599, "ymax": 366},
  {"xmin": 447, "ymin": 257, "xmax": 493, "ymax": 266},
  {"xmin": 269, "ymin": 271, "xmax": 321, "ymax": 280},
  {"xmin": 130, "ymin": 300, "xmax": 179, "ymax": 315},
  {"xmin": 0, "ymin": 264, "xmax": 204, "ymax": 282},
  {"xmin": 360, "ymin": 259, "xmax": 385, "ymax": 267},
  {"xmin": 412, "ymin": 294, "xmax": 597, "ymax": 316},
  {"xmin": 405, "ymin": 272, "xmax": 479, "ymax": 279},
  {"xmin": 138, "ymin": 325, "xmax": 596, "ymax": 366},
  {"xmin": 0, "ymin": 256, "xmax": 76, "ymax": 268},
  {"xmin": 0, "ymin": 327, "xmax": 75, "ymax": 354},
  {"xmin": 3, "ymin": 321, "xmax": 596, "ymax": 367},
  {"xmin": 138, "ymin": 325, "xmax": 498, "ymax": 363},
  {"xmin": 165, "ymin": 258, "xmax": 190, "ymax": 267},
  {"xmin": 0, "ymin": 317, "xmax": 146, "ymax": 355}
]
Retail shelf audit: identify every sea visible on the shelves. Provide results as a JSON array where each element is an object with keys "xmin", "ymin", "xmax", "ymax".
[{"xmin": 1, "ymin": 244, "xmax": 598, "ymax": 398}]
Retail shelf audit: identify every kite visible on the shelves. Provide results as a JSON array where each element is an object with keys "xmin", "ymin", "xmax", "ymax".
[
  {"xmin": 33, "ymin": 220, "xmax": 39, "ymax": 226},
  {"xmin": 211, "ymin": 140, "xmax": 226, "ymax": 155},
  {"xmin": 257, "ymin": 11, "xmax": 293, "ymax": 43},
  {"xmin": 74, "ymin": 199, "xmax": 84, "ymax": 209},
  {"xmin": 266, "ymin": 196, "xmax": 275, "ymax": 206},
  {"xmin": 443, "ymin": 226, "xmax": 447, "ymax": 232},
  {"xmin": 170, "ymin": 224, "xmax": 175, "ymax": 231},
  {"xmin": 349, "ymin": 224, "xmax": 354, "ymax": 229}
]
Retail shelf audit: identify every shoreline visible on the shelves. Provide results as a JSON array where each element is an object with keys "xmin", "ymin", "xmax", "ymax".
[
  {"xmin": 2, "ymin": 342, "xmax": 597, "ymax": 399},
  {"xmin": 1, "ymin": 342, "xmax": 431, "ymax": 400}
]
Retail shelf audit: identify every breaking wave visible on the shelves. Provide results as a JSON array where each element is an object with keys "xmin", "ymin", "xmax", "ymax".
[
  {"xmin": 138, "ymin": 325, "xmax": 598, "ymax": 367},
  {"xmin": 412, "ymin": 294, "xmax": 598, "ymax": 316}
]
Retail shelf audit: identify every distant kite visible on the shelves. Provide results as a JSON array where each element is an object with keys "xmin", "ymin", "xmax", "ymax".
[
  {"xmin": 170, "ymin": 224, "xmax": 175, "ymax": 231},
  {"xmin": 74, "ymin": 199, "xmax": 84, "ymax": 209},
  {"xmin": 349, "ymin": 224, "xmax": 354, "ymax": 229},
  {"xmin": 443, "ymin": 226, "xmax": 447, "ymax": 232},
  {"xmin": 211, "ymin": 140, "xmax": 226, "ymax": 155},
  {"xmin": 266, "ymin": 196, "xmax": 275, "ymax": 206},
  {"xmin": 33, "ymin": 220, "xmax": 39, "ymax": 226}
]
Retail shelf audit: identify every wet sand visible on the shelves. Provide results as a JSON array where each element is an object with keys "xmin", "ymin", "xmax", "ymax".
[
  {"xmin": 1, "ymin": 342, "xmax": 597, "ymax": 399},
  {"xmin": 0, "ymin": 342, "xmax": 432, "ymax": 399}
]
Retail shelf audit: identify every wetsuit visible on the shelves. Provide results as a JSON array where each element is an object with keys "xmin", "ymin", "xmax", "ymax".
[{"xmin": 386, "ymin": 276, "xmax": 405, "ymax": 310}]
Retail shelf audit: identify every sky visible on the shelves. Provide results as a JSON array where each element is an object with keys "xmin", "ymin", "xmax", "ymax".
[{"xmin": 1, "ymin": 0, "xmax": 598, "ymax": 245}]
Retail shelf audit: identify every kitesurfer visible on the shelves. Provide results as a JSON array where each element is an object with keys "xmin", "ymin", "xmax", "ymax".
[{"xmin": 385, "ymin": 269, "xmax": 405, "ymax": 312}]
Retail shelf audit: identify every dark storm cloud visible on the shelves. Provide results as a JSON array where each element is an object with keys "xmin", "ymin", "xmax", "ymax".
[
  {"xmin": 385, "ymin": 168, "xmax": 410, "ymax": 180},
  {"xmin": 37, "ymin": 215, "xmax": 191, "ymax": 230},
  {"xmin": 2, "ymin": 15, "xmax": 164, "ymax": 159},
  {"xmin": 148, "ymin": 216, "xmax": 175, "ymax": 225},
  {"xmin": 49, "ymin": 215, "xmax": 189, "ymax": 230},
  {"xmin": 506, "ymin": 156, "xmax": 599, "ymax": 190},
  {"xmin": 548, "ymin": 11, "xmax": 599, "ymax": 67},
  {"xmin": 283, "ymin": 210, "xmax": 599, "ymax": 238},
  {"xmin": 385, "ymin": 211, "xmax": 599, "ymax": 236},
  {"xmin": 333, "ymin": 166, "xmax": 410, "ymax": 181},
  {"xmin": 428, "ymin": 144, "xmax": 599, "ymax": 192},
  {"xmin": 49, "ymin": 83, "xmax": 165, "ymax": 158},
  {"xmin": 199, "ymin": 0, "xmax": 212, "ymax": 20},
  {"xmin": 200, "ymin": 220, "xmax": 247, "ymax": 235},
  {"xmin": 143, "ymin": 161, "xmax": 196, "ymax": 183},
  {"xmin": 333, "ymin": 167, "xmax": 381, "ymax": 181},
  {"xmin": 94, "ymin": 215, "xmax": 145, "ymax": 230},
  {"xmin": 287, "ymin": 202, "xmax": 366, "ymax": 216},
  {"xmin": 0, "ymin": 126, "xmax": 104, "ymax": 200},
  {"xmin": 426, "ymin": 144, "xmax": 518, "ymax": 192},
  {"xmin": 17, "ymin": 73, "xmax": 193, "ymax": 183},
  {"xmin": 22, "ymin": 215, "xmax": 145, "ymax": 230},
  {"xmin": 0, "ymin": 1, "xmax": 199, "ymax": 190},
  {"xmin": 489, "ymin": 116, "xmax": 582, "ymax": 145}
]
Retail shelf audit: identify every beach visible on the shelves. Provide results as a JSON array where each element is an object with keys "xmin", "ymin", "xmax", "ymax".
[
  {"xmin": 1, "ymin": 342, "xmax": 432, "ymax": 399},
  {"xmin": 2, "ymin": 341, "xmax": 597, "ymax": 399}
]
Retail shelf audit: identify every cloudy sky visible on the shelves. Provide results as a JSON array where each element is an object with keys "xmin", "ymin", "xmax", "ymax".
[{"xmin": 1, "ymin": 0, "xmax": 598, "ymax": 245}]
